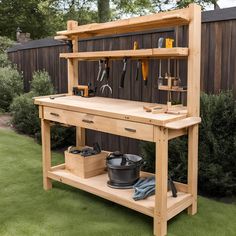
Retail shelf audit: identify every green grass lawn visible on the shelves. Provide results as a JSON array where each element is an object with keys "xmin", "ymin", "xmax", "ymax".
[{"xmin": 0, "ymin": 129, "xmax": 235, "ymax": 236}]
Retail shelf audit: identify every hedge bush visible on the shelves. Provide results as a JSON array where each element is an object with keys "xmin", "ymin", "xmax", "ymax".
[
  {"xmin": 10, "ymin": 70, "xmax": 75, "ymax": 149},
  {"xmin": 0, "ymin": 66, "xmax": 23, "ymax": 111},
  {"xmin": 0, "ymin": 36, "xmax": 14, "ymax": 53},
  {"xmin": 141, "ymin": 91, "xmax": 236, "ymax": 197},
  {"xmin": 31, "ymin": 70, "xmax": 54, "ymax": 96},
  {"xmin": 0, "ymin": 53, "xmax": 11, "ymax": 67},
  {"xmin": 10, "ymin": 92, "xmax": 40, "ymax": 135}
]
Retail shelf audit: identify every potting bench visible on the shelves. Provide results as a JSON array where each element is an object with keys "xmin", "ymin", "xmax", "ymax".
[{"xmin": 34, "ymin": 3, "xmax": 201, "ymax": 236}]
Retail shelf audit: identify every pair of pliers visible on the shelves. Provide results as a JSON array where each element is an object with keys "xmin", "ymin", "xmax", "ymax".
[
  {"xmin": 100, "ymin": 59, "xmax": 112, "ymax": 94},
  {"xmin": 97, "ymin": 59, "xmax": 110, "ymax": 82}
]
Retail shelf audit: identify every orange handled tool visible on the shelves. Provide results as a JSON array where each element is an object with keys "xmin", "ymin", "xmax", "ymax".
[{"xmin": 141, "ymin": 59, "xmax": 148, "ymax": 86}]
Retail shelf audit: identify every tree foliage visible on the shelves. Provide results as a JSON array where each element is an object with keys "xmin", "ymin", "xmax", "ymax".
[{"xmin": 0, "ymin": 0, "xmax": 220, "ymax": 40}]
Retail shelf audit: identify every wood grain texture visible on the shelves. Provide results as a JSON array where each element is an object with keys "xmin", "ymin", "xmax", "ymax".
[
  {"xmin": 47, "ymin": 167, "xmax": 192, "ymax": 219},
  {"xmin": 35, "ymin": 96, "xmax": 187, "ymax": 126},
  {"xmin": 60, "ymin": 48, "xmax": 188, "ymax": 60},
  {"xmin": 57, "ymin": 8, "xmax": 190, "ymax": 38},
  {"xmin": 41, "ymin": 119, "xmax": 52, "ymax": 190},
  {"xmin": 154, "ymin": 126, "xmax": 168, "ymax": 236}
]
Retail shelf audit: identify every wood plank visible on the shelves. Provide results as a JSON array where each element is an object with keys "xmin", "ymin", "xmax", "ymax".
[
  {"xmin": 56, "ymin": 8, "xmax": 190, "ymax": 39},
  {"xmin": 168, "ymin": 128, "xmax": 187, "ymax": 139},
  {"xmin": 41, "ymin": 119, "xmax": 52, "ymax": 190},
  {"xmin": 165, "ymin": 117, "xmax": 201, "ymax": 129},
  {"xmin": 187, "ymin": 4, "xmax": 201, "ymax": 116},
  {"xmin": 167, "ymin": 195, "xmax": 192, "ymax": 220},
  {"xmin": 47, "ymin": 167, "xmax": 191, "ymax": 219},
  {"xmin": 187, "ymin": 124, "xmax": 199, "ymax": 215},
  {"xmin": 60, "ymin": 48, "xmax": 188, "ymax": 60},
  {"xmin": 34, "ymin": 96, "xmax": 187, "ymax": 126},
  {"xmin": 154, "ymin": 126, "xmax": 168, "ymax": 236}
]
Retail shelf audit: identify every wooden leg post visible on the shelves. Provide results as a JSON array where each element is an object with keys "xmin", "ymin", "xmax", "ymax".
[
  {"xmin": 41, "ymin": 119, "xmax": 52, "ymax": 190},
  {"xmin": 76, "ymin": 127, "xmax": 85, "ymax": 146},
  {"xmin": 187, "ymin": 124, "xmax": 199, "ymax": 215},
  {"xmin": 154, "ymin": 127, "xmax": 168, "ymax": 236}
]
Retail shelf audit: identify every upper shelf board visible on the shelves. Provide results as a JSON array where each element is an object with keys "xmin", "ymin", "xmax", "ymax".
[
  {"xmin": 56, "ymin": 8, "xmax": 190, "ymax": 39},
  {"xmin": 60, "ymin": 48, "xmax": 188, "ymax": 60}
]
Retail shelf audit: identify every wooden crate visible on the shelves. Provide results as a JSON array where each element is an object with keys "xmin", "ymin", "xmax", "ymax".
[{"xmin": 65, "ymin": 147, "xmax": 108, "ymax": 178}]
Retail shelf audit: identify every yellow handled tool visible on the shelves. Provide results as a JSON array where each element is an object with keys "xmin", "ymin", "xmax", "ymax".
[{"xmin": 141, "ymin": 59, "xmax": 148, "ymax": 86}]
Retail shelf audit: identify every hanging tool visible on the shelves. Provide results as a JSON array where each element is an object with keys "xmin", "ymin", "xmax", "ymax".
[
  {"xmin": 141, "ymin": 59, "xmax": 148, "ymax": 86},
  {"xmin": 120, "ymin": 57, "xmax": 128, "ymax": 88},
  {"xmin": 100, "ymin": 59, "xmax": 112, "ymax": 94},
  {"xmin": 100, "ymin": 59, "xmax": 107, "ymax": 82},
  {"xmin": 133, "ymin": 41, "xmax": 140, "ymax": 81},
  {"xmin": 165, "ymin": 38, "xmax": 174, "ymax": 103},
  {"xmin": 168, "ymin": 176, "xmax": 177, "ymax": 198},
  {"xmin": 97, "ymin": 59, "xmax": 104, "ymax": 81},
  {"xmin": 158, "ymin": 37, "xmax": 164, "ymax": 86}
]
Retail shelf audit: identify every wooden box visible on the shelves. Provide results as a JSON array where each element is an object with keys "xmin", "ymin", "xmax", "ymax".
[{"xmin": 65, "ymin": 147, "xmax": 108, "ymax": 178}]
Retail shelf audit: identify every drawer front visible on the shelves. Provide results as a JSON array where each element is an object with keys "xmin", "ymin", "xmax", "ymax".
[{"xmin": 43, "ymin": 107, "xmax": 154, "ymax": 142}]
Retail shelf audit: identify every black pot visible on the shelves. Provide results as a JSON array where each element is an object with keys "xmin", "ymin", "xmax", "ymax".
[{"xmin": 106, "ymin": 151, "xmax": 143, "ymax": 189}]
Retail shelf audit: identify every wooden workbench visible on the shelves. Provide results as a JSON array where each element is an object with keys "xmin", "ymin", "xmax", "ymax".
[
  {"xmin": 35, "ymin": 3, "xmax": 201, "ymax": 236},
  {"xmin": 35, "ymin": 95, "xmax": 200, "ymax": 236}
]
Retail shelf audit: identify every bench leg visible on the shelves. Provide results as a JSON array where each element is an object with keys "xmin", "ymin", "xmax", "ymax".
[
  {"xmin": 76, "ymin": 127, "xmax": 85, "ymax": 146},
  {"xmin": 41, "ymin": 119, "xmax": 52, "ymax": 190},
  {"xmin": 154, "ymin": 127, "xmax": 168, "ymax": 236},
  {"xmin": 187, "ymin": 124, "xmax": 199, "ymax": 215}
]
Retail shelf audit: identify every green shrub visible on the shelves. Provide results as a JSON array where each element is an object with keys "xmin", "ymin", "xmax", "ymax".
[
  {"xmin": 0, "ymin": 36, "xmax": 14, "ymax": 53},
  {"xmin": 0, "ymin": 66, "xmax": 23, "ymax": 111},
  {"xmin": 141, "ymin": 91, "xmax": 236, "ymax": 197},
  {"xmin": 10, "ymin": 92, "xmax": 40, "ymax": 135},
  {"xmin": 30, "ymin": 70, "xmax": 54, "ymax": 96},
  {"xmin": 0, "ymin": 53, "xmax": 11, "ymax": 67},
  {"xmin": 10, "ymin": 70, "xmax": 75, "ymax": 149}
]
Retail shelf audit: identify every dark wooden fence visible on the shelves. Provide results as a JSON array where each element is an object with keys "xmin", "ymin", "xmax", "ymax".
[{"xmin": 7, "ymin": 7, "xmax": 236, "ymax": 153}]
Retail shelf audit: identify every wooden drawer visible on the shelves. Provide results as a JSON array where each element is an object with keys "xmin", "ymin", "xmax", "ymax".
[{"xmin": 43, "ymin": 107, "xmax": 154, "ymax": 141}]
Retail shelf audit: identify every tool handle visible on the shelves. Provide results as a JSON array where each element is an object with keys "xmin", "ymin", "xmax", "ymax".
[
  {"xmin": 141, "ymin": 60, "xmax": 148, "ymax": 86},
  {"xmin": 120, "ymin": 72, "xmax": 125, "ymax": 88},
  {"xmin": 133, "ymin": 41, "xmax": 138, "ymax": 50},
  {"xmin": 168, "ymin": 177, "xmax": 177, "ymax": 198},
  {"xmin": 120, "ymin": 58, "xmax": 127, "ymax": 88},
  {"xmin": 106, "ymin": 65, "xmax": 110, "ymax": 81},
  {"xmin": 158, "ymin": 37, "xmax": 164, "ymax": 48},
  {"xmin": 135, "ymin": 61, "xmax": 140, "ymax": 81}
]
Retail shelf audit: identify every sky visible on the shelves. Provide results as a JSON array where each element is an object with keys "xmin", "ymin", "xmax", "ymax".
[
  {"xmin": 218, "ymin": 0, "xmax": 236, "ymax": 8},
  {"xmin": 208, "ymin": 0, "xmax": 236, "ymax": 9}
]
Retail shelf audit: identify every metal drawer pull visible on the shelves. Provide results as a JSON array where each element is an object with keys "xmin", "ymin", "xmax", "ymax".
[
  {"xmin": 50, "ymin": 112, "xmax": 59, "ymax": 117},
  {"xmin": 125, "ymin": 128, "xmax": 136, "ymax": 133},
  {"xmin": 82, "ymin": 119, "xmax": 94, "ymax": 124}
]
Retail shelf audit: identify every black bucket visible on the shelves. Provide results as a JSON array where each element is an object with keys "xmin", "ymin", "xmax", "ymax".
[{"xmin": 106, "ymin": 151, "xmax": 143, "ymax": 189}]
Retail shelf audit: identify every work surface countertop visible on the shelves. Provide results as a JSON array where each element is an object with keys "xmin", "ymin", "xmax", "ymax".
[{"xmin": 34, "ymin": 96, "xmax": 187, "ymax": 126}]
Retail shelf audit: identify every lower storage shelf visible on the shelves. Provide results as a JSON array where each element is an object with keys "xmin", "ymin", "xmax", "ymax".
[{"xmin": 48, "ymin": 164, "xmax": 192, "ymax": 220}]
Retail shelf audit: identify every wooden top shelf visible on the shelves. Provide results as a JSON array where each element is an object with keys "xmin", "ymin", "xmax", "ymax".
[
  {"xmin": 60, "ymin": 48, "xmax": 188, "ymax": 60},
  {"xmin": 56, "ymin": 7, "xmax": 190, "ymax": 39}
]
